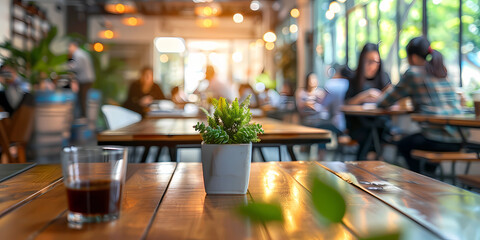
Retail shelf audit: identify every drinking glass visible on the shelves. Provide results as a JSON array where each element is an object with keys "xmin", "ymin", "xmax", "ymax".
[{"xmin": 61, "ymin": 146, "xmax": 127, "ymax": 224}]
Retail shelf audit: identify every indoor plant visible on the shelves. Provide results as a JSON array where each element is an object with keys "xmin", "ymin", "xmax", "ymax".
[{"xmin": 194, "ymin": 95, "xmax": 264, "ymax": 194}]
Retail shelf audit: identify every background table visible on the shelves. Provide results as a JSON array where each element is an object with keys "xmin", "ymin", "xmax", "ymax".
[
  {"xmin": 98, "ymin": 118, "xmax": 331, "ymax": 161},
  {"xmin": 0, "ymin": 161, "xmax": 478, "ymax": 239},
  {"xmin": 342, "ymin": 105, "xmax": 413, "ymax": 159}
]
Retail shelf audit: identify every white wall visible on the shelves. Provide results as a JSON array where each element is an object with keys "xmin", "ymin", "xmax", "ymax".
[
  {"xmin": 0, "ymin": 0, "xmax": 11, "ymax": 44},
  {"xmin": 35, "ymin": 1, "xmax": 67, "ymax": 54}
]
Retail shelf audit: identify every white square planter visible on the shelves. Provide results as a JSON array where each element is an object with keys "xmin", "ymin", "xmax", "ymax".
[{"xmin": 201, "ymin": 142, "xmax": 252, "ymax": 194}]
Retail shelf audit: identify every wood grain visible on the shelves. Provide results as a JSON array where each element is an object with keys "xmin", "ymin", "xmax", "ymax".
[
  {"xmin": 319, "ymin": 161, "xmax": 480, "ymax": 240},
  {"xmin": 35, "ymin": 163, "xmax": 177, "ymax": 240},
  {"xmin": 146, "ymin": 163, "xmax": 269, "ymax": 240},
  {"xmin": 411, "ymin": 150, "xmax": 479, "ymax": 162},
  {"xmin": 0, "ymin": 164, "xmax": 62, "ymax": 216},
  {"xmin": 247, "ymin": 162, "xmax": 357, "ymax": 239},
  {"xmin": 97, "ymin": 118, "xmax": 330, "ymax": 144},
  {"xmin": 277, "ymin": 161, "xmax": 441, "ymax": 239},
  {"xmin": 342, "ymin": 105, "xmax": 413, "ymax": 116},
  {"xmin": 411, "ymin": 114, "xmax": 480, "ymax": 128}
]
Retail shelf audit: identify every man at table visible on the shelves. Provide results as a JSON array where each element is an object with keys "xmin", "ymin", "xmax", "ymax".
[{"xmin": 376, "ymin": 37, "xmax": 465, "ymax": 174}]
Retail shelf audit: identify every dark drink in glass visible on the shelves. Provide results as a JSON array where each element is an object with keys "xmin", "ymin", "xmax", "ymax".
[{"xmin": 61, "ymin": 146, "xmax": 127, "ymax": 224}]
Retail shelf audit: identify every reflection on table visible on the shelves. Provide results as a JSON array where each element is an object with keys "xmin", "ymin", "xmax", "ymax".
[{"xmin": 0, "ymin": 161, "xmax": 478, "ymax": 239}]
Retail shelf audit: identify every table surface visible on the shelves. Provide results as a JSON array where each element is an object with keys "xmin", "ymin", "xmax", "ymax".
[
  {"xmin": 0, "ymin": 163, "xmax": 35, "ymax": 182},
  {"xmin": 0, "ymin": 161, "xmax": 478, "ymax": 239},
  {"xmin": 411, "ymin": 114, "xmax": 480, "ymax": 128},
  {"xmin": 342, "ymin": 105, "xmax": 414, "ymax": 116},
  {"xmin": 97, "ymin": 118, "xmax": 331, "ymax": 145}
]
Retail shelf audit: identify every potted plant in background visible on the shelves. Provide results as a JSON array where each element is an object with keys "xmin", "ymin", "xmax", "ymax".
[{"xmin": 194, "ymin": 95, "xmax": 264, "ymax": 194}]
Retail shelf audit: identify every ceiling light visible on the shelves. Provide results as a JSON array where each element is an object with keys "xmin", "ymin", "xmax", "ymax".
[
  {"xmin": 289, "ymin": 24, "xmax": 298, "ymax": 33},
  {"xmin": 233, "ymin": 13, "xmax": 244, "ymax": 23},
  {"xmin": 122, "ymin": 16, "xmax": 144, "ymax": 26},
  {"xmin": 290, "ymin": 8, "xmax": 300, "ymax": 18},
  {"xmin": 250, "ymin": 1, "xmax": 261, "ymax": 11},
  {"xmin": 265, "ymin": 42, "xmax": 275, "ymax": 50},
  {"xmin": 93, "ymin": 42, "xmax": 104, "ymax": 52},
  {"xmin": 98, "ymin": 30, "xmax": 116, "ymax": 39},
  {"xmin": 105, "ymin": 1, "xmax": 136, "ymax": 14},
  {"xmin": 263, "ymin": 32, "xmax": 277, "ymax": 43}
]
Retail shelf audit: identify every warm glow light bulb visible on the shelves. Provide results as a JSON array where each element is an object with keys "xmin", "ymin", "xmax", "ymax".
[
  {"xmin": 128, "ymin": 17, "xmax": 138, "ymax": 26},
  {"xmin": 263, "ymin": 32, "xmax": 277, "ymax": 43},
  {"xmin": 203, "ymin": 19, "xmax": 213, "ymax": 28},
  {"xmin": 93, "ymin": 42, "xmax": 104, "ymax": 52},
  {"xmin": 115, "ymin": 3, "xmax": 125, "ymax": 14},
  {"xmin": 289, "ymin": 24, "xmax": 298, "ymax": 33},
  {"xmin": 160, "ymin": 54, "xmax": 169, "ymax": 63},
  {"xmin": 250, "ymin": 0, "xmax": 261, "ymax": 11},
  {"xmin": 203, "ymin": 6, "xmax": 213, "ymax": 16},
  {"xmin": 233, "ymin": 13, "xmax": 244, "ymax": 23},
  {"xmin": 104, "ymin": 30, "xmax": 114, "ymax": 39},
  {"xmin": 290, "ymin": 8, "xmax": 300, "ymax": 18},
  {"xmin": 265, "ymin": 42, "xmax": 275, "ymax": 50}
]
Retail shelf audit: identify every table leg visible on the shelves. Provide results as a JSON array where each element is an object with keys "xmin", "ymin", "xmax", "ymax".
[
  {"xmin": 287, "ymin": 145, "xmax": 297, "ymax": 161},
  {"xmin": 168, "ymin": 147, "xmax": 177, "ymax": 162},
  {"xmin": 277, "ymin": 146, "xmax": 282, "ymax": 161},
  {"xmin": 141, "ymin": 146, "xmax": 150, "ymax": 163},
  {"xmin": 358, "ymin": 131, "xmax": 373, "ymax": 160},
  {"xmin": 371, "ymin": 127, "xmax": 383, "ymax": 160}
]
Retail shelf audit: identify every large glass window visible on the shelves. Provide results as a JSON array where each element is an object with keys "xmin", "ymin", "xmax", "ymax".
[
  {"xmin": 462, "ymin": 0, "xmax": 480, "ymax": 96},
  {"xmin": 427, "ymin": 0, "xmax": 460, "ymax": 86}
]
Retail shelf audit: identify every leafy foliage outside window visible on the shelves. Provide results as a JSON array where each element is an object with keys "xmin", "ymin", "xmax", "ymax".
[{"xmin": 194, "ymin": 95, "xmax": 264, "ymax": 144}]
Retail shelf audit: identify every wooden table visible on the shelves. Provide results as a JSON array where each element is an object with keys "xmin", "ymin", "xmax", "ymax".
[
  {"xmin": 0, "ymin": 163, "xmax": 35, "ymax": 182},
  {"xmin": 411, "ymin": 114, "xmax": 480, "ymax": 128},
  {"xmin": 98, "ymin": 118, "xmax": 331, "ymax": 161},
  {"xmin": 1, "ymin": 161, "xmax": 478, "ymax": 239},
  {"xmin": 342, "ymin": 105, "xmax": 413, "ymax": 159}
]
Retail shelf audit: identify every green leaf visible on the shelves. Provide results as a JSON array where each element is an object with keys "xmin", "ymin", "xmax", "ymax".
[
  {"xmin": 311, "ymin": 177, "xmax": 346, "ymax": 223},
  {"xmin": 237, "ymin": 202, "xmax": 283, "ymax": 223},
  {"xmin": 192, "ymin": 94, "xmax": 263, "ymax": 144},
  {"xmin": 359, "ymin": 232, "xmax": 401, "ymax": 240}
]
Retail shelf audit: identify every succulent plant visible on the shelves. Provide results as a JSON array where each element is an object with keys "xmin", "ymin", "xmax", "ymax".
[{"xmin": 194, "ymin": 95, "xmax": 264, "ymax": 144}]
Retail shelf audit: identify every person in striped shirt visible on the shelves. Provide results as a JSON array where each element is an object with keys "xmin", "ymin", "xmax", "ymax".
[{"xmin": 377, "ymin": 37, "xmax": 466, "ymax": 173}]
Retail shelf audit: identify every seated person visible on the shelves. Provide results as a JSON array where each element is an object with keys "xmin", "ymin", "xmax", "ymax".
[
  {"xmin": 295, "ymin": 73, "xmax": 329, "ymax": 128},
  {"xmin": 377, "ymin": 37, "xmax": 464, "ymax": 173},
  {"xmin": 345, "ymin": 43, "xmax": 391, "ymax": 160},
  {"xmin": 195, "ymin": 65, "xmax": 238, "ymax": 103},
  {"xmin": 123, "ymin": 67, "xmax": 165, "ymax": 116},
  {"xmin": 0, "ymin": 64, "xmax": 31, "ymax": 115},
  {"xmin": 238, "ymin": 83, "xmax": 259, "ymax": 108},
  {"xmin": 322, "ymin": 64, "xmax": 352, "ymax": 132},
  {"xmin": 170, "ymin": 86, "xmax": 190, "ymax": 107}
]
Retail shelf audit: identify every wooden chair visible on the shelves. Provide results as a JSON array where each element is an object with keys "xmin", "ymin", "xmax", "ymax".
[
  {"xmin": 411, "ymin": 150, "xmax": 480, "ymax": 184},
  {"xmin": 457, "ymin": 175, "xmax": 480, "ymax": 190},
  {"xmin": 0, "ymin": 97, "xmax": 35, "ymax": 163}
]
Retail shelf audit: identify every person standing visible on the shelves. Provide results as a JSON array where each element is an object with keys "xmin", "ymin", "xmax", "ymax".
[
  {"xmin": 68, "ymin": 40, "xmax": 95, "ymax": 118},
  {"xmin": 377, "ymin": 37, "xmax": 464, "ymax": 174}
]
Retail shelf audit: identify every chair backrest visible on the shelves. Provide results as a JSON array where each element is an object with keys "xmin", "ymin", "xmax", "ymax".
[{"xmin": 101, "ymin": 105, "xmax": 141, "ymax": 130}]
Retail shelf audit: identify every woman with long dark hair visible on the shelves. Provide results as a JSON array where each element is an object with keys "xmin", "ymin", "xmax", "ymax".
[
  {"xmin": 346, "ymin": 43, "xmax": 391, "ymax": 104},
  {"xmin": 346, "ymin": 43, "xmax": 391, "ymax": 160},
  {"xmin": 377, "ymin": 37, "xmax": 464, "ymax": 173}
]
